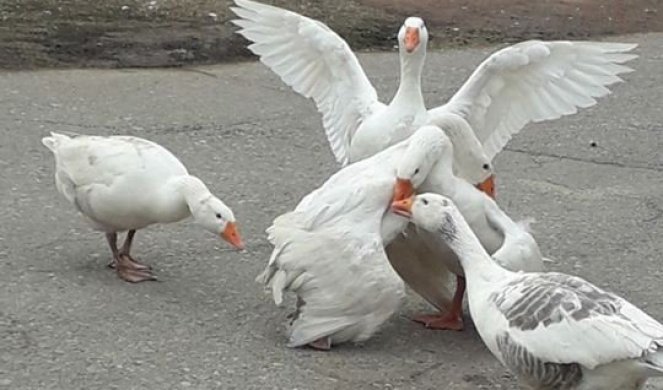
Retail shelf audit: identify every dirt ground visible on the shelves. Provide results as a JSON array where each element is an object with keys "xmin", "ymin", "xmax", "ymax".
[{"xmin": 0, "ymin": 0, "xmax": 661, "ymax": 69}]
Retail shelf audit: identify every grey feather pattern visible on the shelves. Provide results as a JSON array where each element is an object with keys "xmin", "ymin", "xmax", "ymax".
[
  {"xmin": 496, "ymin": 332, "xmax": 583, "ymax": 389},
  {"xmin": 491, "ymin": 272, "xmax": 624, "ymax": 331}
]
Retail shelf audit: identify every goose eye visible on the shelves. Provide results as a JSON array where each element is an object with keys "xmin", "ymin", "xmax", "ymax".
[
  {"xmin": 422, "ymin": 198, "xmax": 429, "ymax": 205},
  {"xmin": 215, "ymin": 213, "xmax": 222, "ymax": 219},
  {"xmin": 414, "ymin": 168, "xmax": 420, "ymax": 175},
  {"xmin": 483, "ymin": 163, "xmax": 490, "ymax": 170}
]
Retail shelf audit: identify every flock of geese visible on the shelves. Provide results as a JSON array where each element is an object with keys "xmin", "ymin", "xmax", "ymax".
[{"xmin": 40, "ymin": 0, "xmax": 663, "ymax": 388}]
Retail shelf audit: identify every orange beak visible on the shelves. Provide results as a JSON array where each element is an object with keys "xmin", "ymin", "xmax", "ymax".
[
  {"xmin": 404, "ymin": 27, "xmax": 420, "ymax": 53},
  {"xmin": 392, "ymin": 178, "xmax": 415, "ymax": 202},
  {"xmin": 476, "ymin": 175, "xmax": 496, "ymax": 199},
  {"xmin": 221, "ymin": 221, "xmax": 245, "ymax": 250},
  {"xmin": 391, "ymin": 196, "xmax": 414, "ymax": 218}
]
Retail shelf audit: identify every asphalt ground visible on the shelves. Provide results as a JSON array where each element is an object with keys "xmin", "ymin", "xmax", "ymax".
[{"xmin": 1, "ymin": 32, "xmax": 662, "ymax": 389}]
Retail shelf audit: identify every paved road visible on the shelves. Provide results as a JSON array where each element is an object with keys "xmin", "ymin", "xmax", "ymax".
[{"xmin": 1, "ymin": 33, "xmax": 662, "ymax": 390}]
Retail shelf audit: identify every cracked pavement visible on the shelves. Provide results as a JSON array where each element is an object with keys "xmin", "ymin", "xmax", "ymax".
[{"xmin": 1, "ymin": 32, "xmax": 663, "ymax": 389}]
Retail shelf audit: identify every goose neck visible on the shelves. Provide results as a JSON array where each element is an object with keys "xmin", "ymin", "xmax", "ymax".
[
  {"xmin": 172, "ymin": 175, "xmax": 213, "ymax": 212},
  {"xmin": 392, "ymin": 53, "xmax": 425, "ymax": 108},
  {"xmin": 446, "ymin": 212, "xmax": 507, "ymax": 282},
  {"xmin": 422, "ymin": 159, "xmax": 456, "ymax": 195}
]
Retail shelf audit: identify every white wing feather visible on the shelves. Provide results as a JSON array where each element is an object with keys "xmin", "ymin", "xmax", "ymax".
[
  {"xmin": 430, "ymin": 40, "xmax": 637, "ymax": 160},
  {"xmin": 232, "ymin": 0, "xmax": 383, "ymax": 165},
  {"xmin": 264, "ymin": 226, "xmax": 403, "ymax": 347},
  {"xmin": 262, "ymin": 184, "xmax": 403, "ymax": 347}
]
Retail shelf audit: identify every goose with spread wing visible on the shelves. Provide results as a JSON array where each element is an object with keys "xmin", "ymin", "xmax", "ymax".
[
  {"xmin": 393, "ymin": 193, "xmax": 663, "ymax": 390},
  {"xmin": 232, "ymin": 0, "xmax": 637, "ymax": 196}
]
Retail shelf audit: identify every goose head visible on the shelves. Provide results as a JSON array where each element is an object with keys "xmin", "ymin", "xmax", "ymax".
[
  {"xmin": 191, "ymin": 196, "xmax": 245, "ymax": 250},
  {"xmin": 393, "ymin": 193, "xmax": 498, "ymax": 273},
  {"xmin": 392, "ymin": 17, "xmax": 428, "ymax": 107},
  {"xmin": 392, "ymin": 125, "xmax": 449, "ymax": 201},
  {"xmin": 438, "ymin": 114, "xmax": 496, "ymax": 198},
  {"xmin": 391, "ymin": 193, "xmax": 459, "ymax": 242},
  {"xmin": 398, "ymin": 17, "xmax": 428, "ymax": 56}
]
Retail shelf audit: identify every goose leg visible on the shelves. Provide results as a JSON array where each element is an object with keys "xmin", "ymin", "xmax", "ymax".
[
  {"xmin": 307, "ymin": 337, "xmax": 332, "ymax": 351},
  {"xmin": 106, "ymin": 232, "xmax": 120, "ymax": 269},
  {"xmin": 118, "ymin": 230, "xmax": 152, "ymax": 271},
  {"xmin": 412, "ymin": 275, "xmax": 465, "ymax": 331},
  {"xmin": 105, "ymin": 232, "xmax": 156, "ymax": 283}
]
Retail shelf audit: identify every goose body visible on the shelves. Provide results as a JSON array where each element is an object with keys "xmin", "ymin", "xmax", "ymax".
[
  {"xmin": 397, "ymin": 193, "xmax": 663, "ymax": 390},
  {"xmin": 262, "ymin": 178, "xmax": 405, "ymax": 349},
  {"xmin": 388, "ymin": 121, "xmax": 543, "ymax": 329},
  {"xmin": 42, "ymin": 132, "xmax": 243, "ymax": 282},
  {"xmin": 232, "ymin": 0, "xmax": 637, "ymax": 189},
  {"xmin": 45, "ymin": 134, "xmax": 190, "ymax": 231},
  {"xmin": 260, "ymin": 126, "xmax": 451, "ymax": 348}
]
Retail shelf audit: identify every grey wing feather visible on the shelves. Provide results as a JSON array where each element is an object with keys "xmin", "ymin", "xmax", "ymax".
[
  {"xmin": 492, "ymin": 272, "xmax": 663, "ymax": 369},
  {"xmin": 385, "ymin": 225, "xmax": 456, "ymax": 312}
]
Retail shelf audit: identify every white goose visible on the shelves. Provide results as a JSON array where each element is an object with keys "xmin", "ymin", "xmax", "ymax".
[
  {"xmin": 259, "ymin": 125, "xmax": 454, "ymax": 349},
  {"xmin": 387, "ymin": 116, "xmax": 543, "ymax": 330},
  {"xmin": 394, "ymin": 193, "xmax": 663, "ymax": 390},
  {"xmin": 42, "ymin": 132, "xmax": 244, "ymax": 282},
  {"xmin": 231, "ymin": 0, "xmax": 637, "ymax": 194}
]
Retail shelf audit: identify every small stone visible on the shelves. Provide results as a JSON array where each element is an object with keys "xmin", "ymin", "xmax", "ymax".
[{"xmin": 0, "ymin": 379, "xmax": 13, "ymax": 386}]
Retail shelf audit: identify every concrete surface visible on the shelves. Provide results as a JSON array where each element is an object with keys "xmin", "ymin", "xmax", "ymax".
[{"xmin": 1, "ymin": 33, "xmax": 662, "ymax": 389}]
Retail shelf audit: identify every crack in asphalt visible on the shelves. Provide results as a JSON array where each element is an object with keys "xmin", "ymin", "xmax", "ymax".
[
  {"xmin": 7, "ymin": 115, "xmax": 292, "ymax": 137},
  {"xmin": 541, "ymin": 178, "xmax": 575, "ymax": 192},
  {"xmin": 503, "ymin": 147, "xmax": 663, "ymax": 173},
  {"xmin": 174, "ymin": 68, "xmax": 219, "ymax": 79},
  {"xmin": 408, "ymin": 361, "xmax": 445, "ymax": 382},
  {"xmin": 16, "ymin": 118, "xmax": 118, "ymax": 131}
]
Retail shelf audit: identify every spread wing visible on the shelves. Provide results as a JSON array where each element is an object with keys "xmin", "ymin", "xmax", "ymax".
[
  {"xmin": 232, "ymin": 0, "xmax": 383, "ymax": 165},
  {"xmin": 430, "ymin": 40, "xmax": 637, "ymax": 160}
]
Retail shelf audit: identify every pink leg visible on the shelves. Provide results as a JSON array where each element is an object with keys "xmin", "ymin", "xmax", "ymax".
[
  {"xmin": 118, "ymin": 230, "xmax": 151, "ymax": 270},
  {"xmin": 116, "ymin": 254, "xmax": 157, "ymax": 283},
  {"xmin": 105, "ymin": 232, "xmax": 156, "ymax": 283},
  {"xmin": 412, "ymin": 275, "xmax": 465, "ymax": 331},
  {"xmin": 307, "ymin": 337, "xmax": 332, "ymax": 351}
]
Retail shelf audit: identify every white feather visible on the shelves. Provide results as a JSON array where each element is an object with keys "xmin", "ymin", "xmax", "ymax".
[
  {"xmin": 231, "ymin": 0, "xmax": 382, "ymax": 165},
  {"xmin": 431, "ymin": 40, "xmax": 637, "ymax": 161}
]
